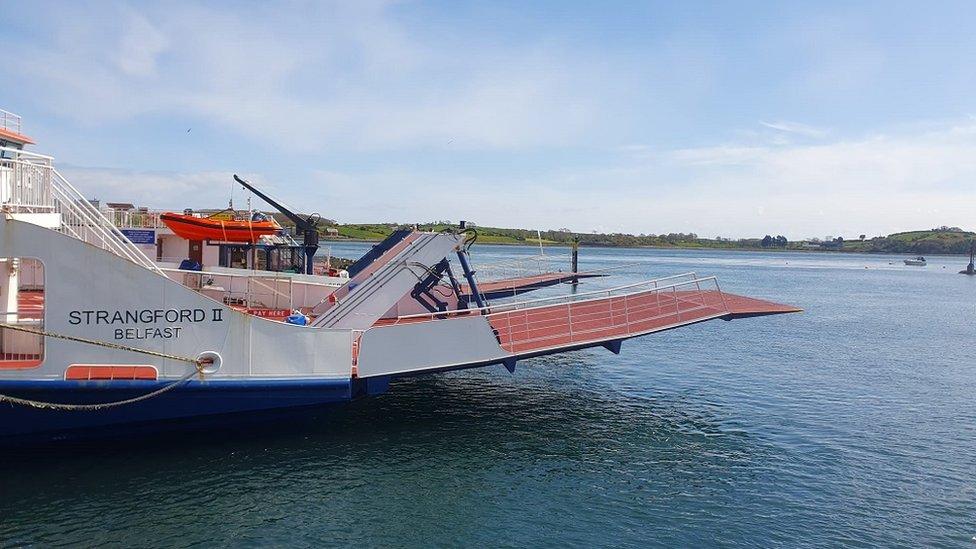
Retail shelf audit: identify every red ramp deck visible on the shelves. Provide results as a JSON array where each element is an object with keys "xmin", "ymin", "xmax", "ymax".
[
  {"xmin": 719, "ymin": 292, "xmax": 802, "ymax": 318},
  {"xmin": 485, "ymin": 278, "xmax": 799, "ymax": 355},
  {"xmin": 464, "ymin": 271, "xmax": 605, "ymax": 299}
]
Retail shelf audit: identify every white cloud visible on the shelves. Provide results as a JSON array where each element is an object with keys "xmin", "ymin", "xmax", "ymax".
[
  {"xmin": 301, "ymin": 119, "xmax": 976, "ymax": 239},
  {"xmin": 759, "ymin": 120, "xmax": 828, "ymax": 138},
  {"xmin": 114, "ymin": 8, "xmax": 170, "ymax": 77},
  {"xmin": 7, "ymin": 2, "xmax": 976, "ymax": 240},
  {"xmin": 671, "ymin": 120, "xmax": 976, "ymax": 194},
  {"xmin": 7, "ymin": 1, "xmax": 606, "ymax": 151},
  {"xmin": 51, "ymin": 119, "xmax": 976, "ymax": 240},
  {"xmin": 59, "ymin": 166, "xmax": 269, "ymax": 210}
]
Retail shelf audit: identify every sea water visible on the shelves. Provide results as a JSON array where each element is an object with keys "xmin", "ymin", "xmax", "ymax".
[{"xmin": 1, "ymin": 244, "xmax": 974, "ymax": 547}]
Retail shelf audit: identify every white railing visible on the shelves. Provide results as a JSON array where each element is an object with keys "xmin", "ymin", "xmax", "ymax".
[
  {"xmin": 0, "ymin": 312, "xmax": 44, "ymax": 365},
  {"xmin": 51, "ymin": 169, "xmax": 162, "ymax": 273},
  {"xmin": 385, "ymin": 272, "xmax": 721, "ymax": 324},
  {"xmin": 0, "ymin": 149, "xmax": 53, "ymax": 209},
  {"xmin": 107, "ymin": 209, "xmax": 164, "ymax": 229},
  {"xmin": 487, "ymin": 275, "xmax": 728, "ymax": 353},
  {"xmin": 367, "ymin": 271, "xmax": 732, "ymax": 356},
  {"xmin": 0, "ymin": 110, "xmax": 22, "ymax": 135},
  {"xmin": 160, "ymin": 267, "xmax": 339, "ymax": 311},
  {"xmin": 476, "ymin": 254, "xmax": 554, "ymax": 280},
  {"xmin": 491, "ymin": 273, "xmax": 710, "ymax": 312},
  {"xmin": 0, "ymin": 146, "xmax": 162, "ymax": 274}
]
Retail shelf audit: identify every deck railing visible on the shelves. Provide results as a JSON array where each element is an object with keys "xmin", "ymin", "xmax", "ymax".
[
  {"xmin": 386, "ymin": 272, "xmax": 714, "ymax": 322},
  {"xmin": 489, "ymin": 272, "xmax": 709, "ymax": 312},
  {"xmin": 485, "ymin": 275, "xmax": 728, "ymax": 354},
  {"xmin": 107, "ymin": 209, "xmax": 164, "ymax": 229},
  {"xmin": 0, "ymin": 110, "xmax": 22, "ymax": 136},
  {"xmin": 475, "ymin": 254, "xmax": 553, "ymax": 281},
  {"xmin": 0, "ymin": 150, "xmax": 53, "ymax": 209},
  {"xmin": 0, "ymin": 311, "xmax": 44, "ymax": 367},
  {"xmin": 0, "ymin": 146, "xmax": 162, "ymax": 274},
  {"xmin": 160, "ymin": 267, "xmax": 341, "ymax": 311},
  {"xmin": 375, "ymin": 272, "xmax": 731, "ymax": 353}
]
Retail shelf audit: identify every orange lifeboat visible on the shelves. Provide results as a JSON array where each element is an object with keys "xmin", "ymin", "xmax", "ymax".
[{"xmin": 159, "ymin": 211, "xmax": 280, "ymax": 243}]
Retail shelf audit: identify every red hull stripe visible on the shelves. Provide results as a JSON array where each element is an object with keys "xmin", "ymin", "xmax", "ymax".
[{"xmin": 65, "ymin": 365, "xmax": 159, "ymax": 381}]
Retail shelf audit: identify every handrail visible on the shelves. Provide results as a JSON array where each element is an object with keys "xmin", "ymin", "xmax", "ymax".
[
  {"xmin": 0, "ymin": 111, "xmax": 23, "ymax": 135},
  {"xmin": 476, "ymin": 254, "xmax": 552, "ymax": 277},
  {"xmin": 0, "ymin": 145, "xmax": 162, "ymax": 274},
  {"xmin": 489, "ymin": 282, "xmax": 725, "ymax": 353},
  {"xmin": 161, "ymin": 266, "xmax": 345, "ymax": 311},
  {"xmin": 108, "ymin": 209, "xmax": 164, "ymax": 229},
  {"xmin": 51, "ymin": 168, "xmax": 162, "ymax": 274},
  {"xmin": 486, "ymin": 272, "xmax": 700, "ymax": 310},
  {"xmin": 486, "ymin": 274, "xmax": 713, "ymax": 314},
  {"xmin": 387, "ymin": 272, "xmax": 712, "ymax": 323},
  {"xmin": 51, "ymin": 184, "xmax": 140, "ymax": 265},
  {"xmin": 158, "ymin": 266, "xmax": 341, "ymax": 286},
  {"xmin": 0, "ymin": 145, "xmax": 51, "ymax": 160}
]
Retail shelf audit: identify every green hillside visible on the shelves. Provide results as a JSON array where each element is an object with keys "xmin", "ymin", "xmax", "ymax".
[
  {"xmin": 329, "ymin": 223, "xmax": 559, "ymax": 245},
  {"xmin": 311, "ymin": 221, "xmax": 974, "ymax": 255},
  {"xmin": 336, "ymin": 224, "xmax": 396, "ymax": 241},
  {"xmin": 842, "ymin": 227, "xmax": 975, "ymax": 254}
]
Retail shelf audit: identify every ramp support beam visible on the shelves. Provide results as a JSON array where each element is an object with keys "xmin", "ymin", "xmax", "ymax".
[
  {"xmin": 603, "ymin": 340, "xmax": 622, "ymax": 354},
  {"xmin": 456, "ymin": 249, "xmax": 487, "ymax": 310}
]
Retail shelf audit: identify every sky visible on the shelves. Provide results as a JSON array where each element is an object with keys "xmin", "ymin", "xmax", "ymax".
[{"xmin": 2, "ymin": 0, "xmax": 975, "ymax": 239}]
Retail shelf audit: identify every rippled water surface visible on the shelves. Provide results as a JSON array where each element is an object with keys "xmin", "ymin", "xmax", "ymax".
[{"xmin": 2, "ymin": 244, "xmax": 975, "ymax": 547}]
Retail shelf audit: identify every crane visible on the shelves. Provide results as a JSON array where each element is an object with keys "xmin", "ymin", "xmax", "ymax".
[{"xmin": 233, "ymin": 175, "xmax": 320, "ymax": 275}]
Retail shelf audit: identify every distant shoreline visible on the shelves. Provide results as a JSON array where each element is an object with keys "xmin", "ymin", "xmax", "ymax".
[
  {"xmin": 321, "ymin": 237, "xmax": 972, "ymax": 255},
  {"xmin": 315, "ymin": 225, "xmax": 973, "ymax": 255}
]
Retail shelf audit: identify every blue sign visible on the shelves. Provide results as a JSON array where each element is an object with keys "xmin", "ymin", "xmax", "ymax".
[{"xmin": 121, "ymin": 229, "xmax": 156, "ymax": 245}]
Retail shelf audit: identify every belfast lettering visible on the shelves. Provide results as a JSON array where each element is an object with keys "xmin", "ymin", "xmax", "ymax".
[{"xmin": 115, "ymin": 327, "xmax": 183, "ymax": 340}]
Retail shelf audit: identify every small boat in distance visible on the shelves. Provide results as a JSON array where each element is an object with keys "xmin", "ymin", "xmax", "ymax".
[
  {"xmin": 160, "ymin": 210, "xmax": 280, "ymax": 243},
  {"xmin": 903, "ymin": 256, "xmax": 927, "ymax": 266},
  {"xmin": 960, "ymin": 242, "xmax": 975, "ymax": 275}
]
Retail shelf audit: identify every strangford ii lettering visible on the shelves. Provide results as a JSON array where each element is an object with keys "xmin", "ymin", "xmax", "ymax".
[
  {"xmin": 66, "ymin": 308, "xmax": 224, "ymax": 340},
  {"xmin": 68, "ymin": 308, "xmax": 222, "ymax": 325}
]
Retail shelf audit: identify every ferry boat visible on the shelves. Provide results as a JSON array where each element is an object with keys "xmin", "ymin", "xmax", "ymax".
[{"xmin": 0, "ymin": 110, "xmax": 800, "ymax": 445}]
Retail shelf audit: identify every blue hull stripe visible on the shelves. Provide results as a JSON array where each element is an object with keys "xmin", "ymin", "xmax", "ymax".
[{"xmin": 0, "ymin": 378, "xmax": 354, "ymax": 441}]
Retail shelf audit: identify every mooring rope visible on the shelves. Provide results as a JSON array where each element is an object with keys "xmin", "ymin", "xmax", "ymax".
[
  {"xmin": 0, "ymin": 322, "xmax": 206, "ymax": 411},
  {"xmin": 0, "ymin": 322, "xmax": 203, "ymax": 365}
]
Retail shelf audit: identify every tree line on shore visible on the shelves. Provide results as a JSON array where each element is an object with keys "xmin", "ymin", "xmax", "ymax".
[{"xmin": 314, "ymin": 220, "xmax": 975, "ymax": 255}]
